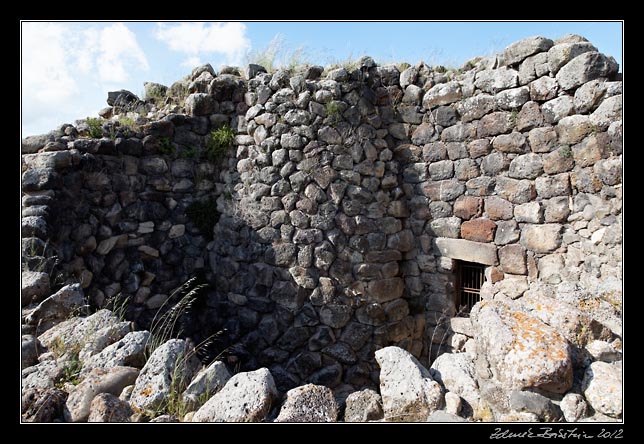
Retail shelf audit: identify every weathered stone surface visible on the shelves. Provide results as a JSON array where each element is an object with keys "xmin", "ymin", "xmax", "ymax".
[
  {"xmin": 535, "ymin": 174, "xmax": 570, "ymax": 198},
  {"xmin": 453, "ymin": 196, "xmax": 482, "ymax": 220},
  {"xmin": 542, "ymin": 96, "xmax": 574, "ymax": 124},
  {"xmin": 495, "ymin": 86, "xmax": 529, "ymax": 110},
  {"xmin": 319, "ymin": 304, "xmax": 352, "ymax": 328},
  {"xmin": 427, "ymin": 411, "xmax": 465, "ymax": 422},
  {"xmin": 22, "ymin": 387, "xmax": 67, "ymax": 422},
  {"xmin": 495, "ymin": 177, "xmax": 535, "ymax": 204},
  {"xmin": 477, "ymin": 112, "xmax": 513, "ymax": 137},
  {"xmin": 519, "ymin": 292, "xmax": 613, "ymax": 348},
  {"xmin": 422, "ymin": 81, "xmax": 462, "ymax": 108},
  {"xmin": 427, "ymin": 160, "xmax": 453, "ymax": 180},
  {"xmin": 434, "ymin": 238, "xmax": 498, "ymax": 266},
  {"xmin": 344, "ymin": 388, "xmax": 384, "ymax": 422},
  {"xmin": 21, "ymin": 270, "xmax": 50, "ymax": 307},
  {"xmin": 429, "ymin": 217, "xmax": 461, "ymax": 238},
  {"xmin": 475, "ymin": 68, "xmax": 518, "ymax": 94},
  {"xmin": 130, "ymin": 339, "xmax": 200, "ymax": 413},
  {"xmin": 556, "ymin": 115, "xmax": 594, "ymax": 145},
  {"xmin": 509, "ymin": 390, "xmax": 562, "ymax": 422},
  {"xmin": 499, "ymin": 244, "xmax": 527, "ymax": 275},
  {"xmin": 87, "ymin": 393, "xmax": 133, "ymax": 422},
  {"xmin": 456, "ymin": 94, "xmax": 495, "ymax": 122},
  {"xmin": 25, "ymin": 283, "xmax": 85, "ymax": 331},
  {"xmin": 548, "ymin": 41, "xmax": 597, "ymax": 74},
  {"xmin": 508, "ymin": 153, "xmax": 543, "ymax": 179},
  {"xmin": 501, "ymin": 36, "xmax": 553, "ymax": 66},
  {"xmin": 529, "ymin": 77, "xmax": 557, "ymax": 102},
  {"xmin": 410, "ymin": 123, "xmax": 435, "ymax": 145},
  {"xmin": 484, "ymin": 196, "xmax": 513, "ymax": 221},
  {"xmin": 595, "ymin": 158, "xmax": 622, "ymax": 186},
  {"xmin": 22, "ymin": 134, "xmax": 53, "ymax": 154},
  {"xmin": 275, "ymin": 384, "xmax": 338, "ymax": 422},
  {"xmin": 574, "ymin": 79, "xmax": 609, "ymax": 113},
  {"xmin": 375, "ymin": 346, "xmax": 444, "ymax": 422},
  {"xmin": 461, "ymin": 218, "xmax": 497, "ymax": 243},
  {"xmin": 582, "ymin": 361, "xmax": 622, "ymax": 418},
  {"xmin": 81, "ymin": 331, "xmax": 149, "ymax": 374},
  {"xmin": 185, "ymin": 93, "xmax": 216, "ymax": 116},
  {"xmin": 22, "ymin": 334, "xmax": 42, "ymax": 369},
  {"xmin": 514, "ymin": 202, "xmax": 543, "ymax": 224},
  {"xmin": 494, "ymin": 220, "xmax": 520, "ymax": 246},
  {"xmin": 471, "ymin": 301, "xmax": 573, "ymax": 393},
  {"xmin": 430, "ymin": 352, "xmax": 480, "ymax": 412},
  {"xmin": 366, "ymin": 278, "xmax": 404, "ymax": 304},
  {"xmin": 556, "ymin": 52, "xmax": 619, "ymax": 91},
  {"xmin": 560, "ymin": 393, "xmax": 589, "ymax": 422},
  {"xmin": 422, "ymin": 179, "xmax": 465, "ymax": 202},
  {"xmin": 64, "ymin": 366, "xmax": 139, "ymax": 422},
  {"xmin": 193, "ymin": 368, "xmax": 278, "ymax": 422},
  {"xmin": 516, "ymin": 101, "xmax": 544, "ymax": 131},
  {"xmin": 182, "ymin": 360, "xmax": 231, "ymax": 410},
  {"xmin": 520, "ymin": 224, "xmax": 562, "ymax": 253},
  {"xmin": 589, "ymin": 95, "xmax": 621, "ymax": 131},
  {"xmin": 78, "ymin": 321, "xmax": 132, "ymax": 362},
  {"xmin": 586, "ymin": 340, "xmax": 622, "ymax": 363}
]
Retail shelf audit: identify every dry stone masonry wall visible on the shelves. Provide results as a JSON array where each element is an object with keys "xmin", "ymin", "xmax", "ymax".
[{"xmin": 22, "ymin": 34, "xmax": 622, "ymax": 405}]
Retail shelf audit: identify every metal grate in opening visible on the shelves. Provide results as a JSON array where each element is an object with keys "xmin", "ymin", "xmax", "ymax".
[{"xmin": 456, "ymin": 261, "xmax": 485, "ymax": 314}]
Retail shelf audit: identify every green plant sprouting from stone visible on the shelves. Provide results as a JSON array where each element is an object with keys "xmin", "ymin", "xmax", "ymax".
[
  {"xmin": 86, "ymin": 118, "xmax": 104, "ymax": 139},
  {"xmin": 205, "ymin": 125, "xmax": 235, "ymax": 162}
]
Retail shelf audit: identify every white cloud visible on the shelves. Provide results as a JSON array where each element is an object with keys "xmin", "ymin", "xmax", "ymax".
[
  {"xmin": 96, "ymin": 23, "xmax": 149, "ymax": 83},
  {"xmin": 21, "ymin": 22, "xmax": 150, "ymax": 136},
  {"xmin": 154, "ymin": 22, "xmax": 250, "ymax": 67}
]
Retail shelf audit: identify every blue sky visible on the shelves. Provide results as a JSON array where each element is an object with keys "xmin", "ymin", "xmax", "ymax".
[{"xmin": 21, "ymin": 21, "xmax": 623, "ymax": 136}]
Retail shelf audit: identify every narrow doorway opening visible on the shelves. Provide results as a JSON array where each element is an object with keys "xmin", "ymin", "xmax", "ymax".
[{"xmin": 455, "ymin": 261, "xmax": 485, "ymax": 315}]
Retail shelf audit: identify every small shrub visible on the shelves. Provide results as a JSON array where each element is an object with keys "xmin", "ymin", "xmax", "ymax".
[
  {"xmin": 186, "ymin": 199, "xmax": 219, "ymax": 240},
  {"xmin": 178, "ymin": 146, "xmax": 197, "ymax": 159},
  {"xmin": 117, "ymin": 115, "xmax": 137, "ymax": 131},
  {"xmin": 158, "ymin": 137, "xmax": 176, "ymax": 157},
  {"xmin": 560, "ymin": 146, "xmax": 573, "ymax": 158},
  {"xmin": 510, "ymin": 109, "xmax": 519, "ymax": 124},
  {"xmin": 86, "ymin": 118, "xmax": 104, "ymax": 138},
  {"xmin": 205, "ymin": 125, "xmax": 235, "ymax": 163},
  {"xmin": 326, "ymin": 102, "xmax": 343, "ymax": 125}
]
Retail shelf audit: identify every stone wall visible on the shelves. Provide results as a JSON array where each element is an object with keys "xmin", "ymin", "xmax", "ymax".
[{"xmin": 21, "ymin": 34, "xmax": 622, "ymax": 394}]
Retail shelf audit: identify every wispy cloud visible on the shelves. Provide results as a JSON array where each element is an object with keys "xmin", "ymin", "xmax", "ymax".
[
  {"xmin": 21, "ymin": 22, "xmax": 149, "ymax": 136},
  {"xmin": 154, "ymin": 22, "xmax": 250, "ymax": 68}
]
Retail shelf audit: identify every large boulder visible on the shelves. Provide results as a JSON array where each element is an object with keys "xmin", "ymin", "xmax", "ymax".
[
  {"xmin": 429, "ymin": 352, "xmax": 480, "ymax": 414},
  {"xmin": 64, "ymin": 366, "xmax": 139, "ymax": 422},
  {"xmin": 81, "ymin": 330, "xmax": 150, "ymax": 375},
  {"xmin": 274, "ymin": 384, "xmax": 339, "ymax": 422},
  {"xmin": 129, "ymin": 339, "xmax": 201, "ymax": 414},
  {"xmin": 22, "ymin": 334, "xmax": 42, "ymax": 369},
  {"xmin": 375, "ymin": 346, "xmax": 444, "ymax": 422},
  {"xmin": 192, "ymin": 368, "xmax": 278, "ymax": 422},
  {"xmin": 181, "ymin": 360, "xmax": 231, "ymax": 411},
  {"xmin": 501, "ymin": 36, "xmax": 554, "ymax": 66},
  {"xmin": 560, "ymin": 393, "xmax": 589, "ymax": 422},
  {"xmin": 24, "ymin": 283, "xmax": 86, "ymax": 331},
  {"xmin": 582, "ymin": 361, "xmax": 622, "ymax": 418},
  {"xmin": 22, "ymin": 387, "xmax": 67, "ymax": 422},
  {"xmin": 518, "ymin": 292, "xmax": 613, "ymax": 347},
  {"xmin": 344, "ymin": 389, "xmax": 384, "ymax": 422},
  {"xmin": 470, "ymin": 301, "xmax": 573, "ymax": 394},
  {"xmin": 21, "ymin": 271, "xmax": 50, "ymax": 307},
  {"xmin": 87, "ymin": 393, "xmax": 133, "ymax": 422},
  {"xmin": 556, "ymin": 52, "xmax": 619, "ymax": 91}
]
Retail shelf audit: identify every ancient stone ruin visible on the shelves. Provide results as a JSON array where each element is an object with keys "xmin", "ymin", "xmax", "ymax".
[{"xmin": 21, "ymin": 34, "xmax": 622, "ymax": 423}]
